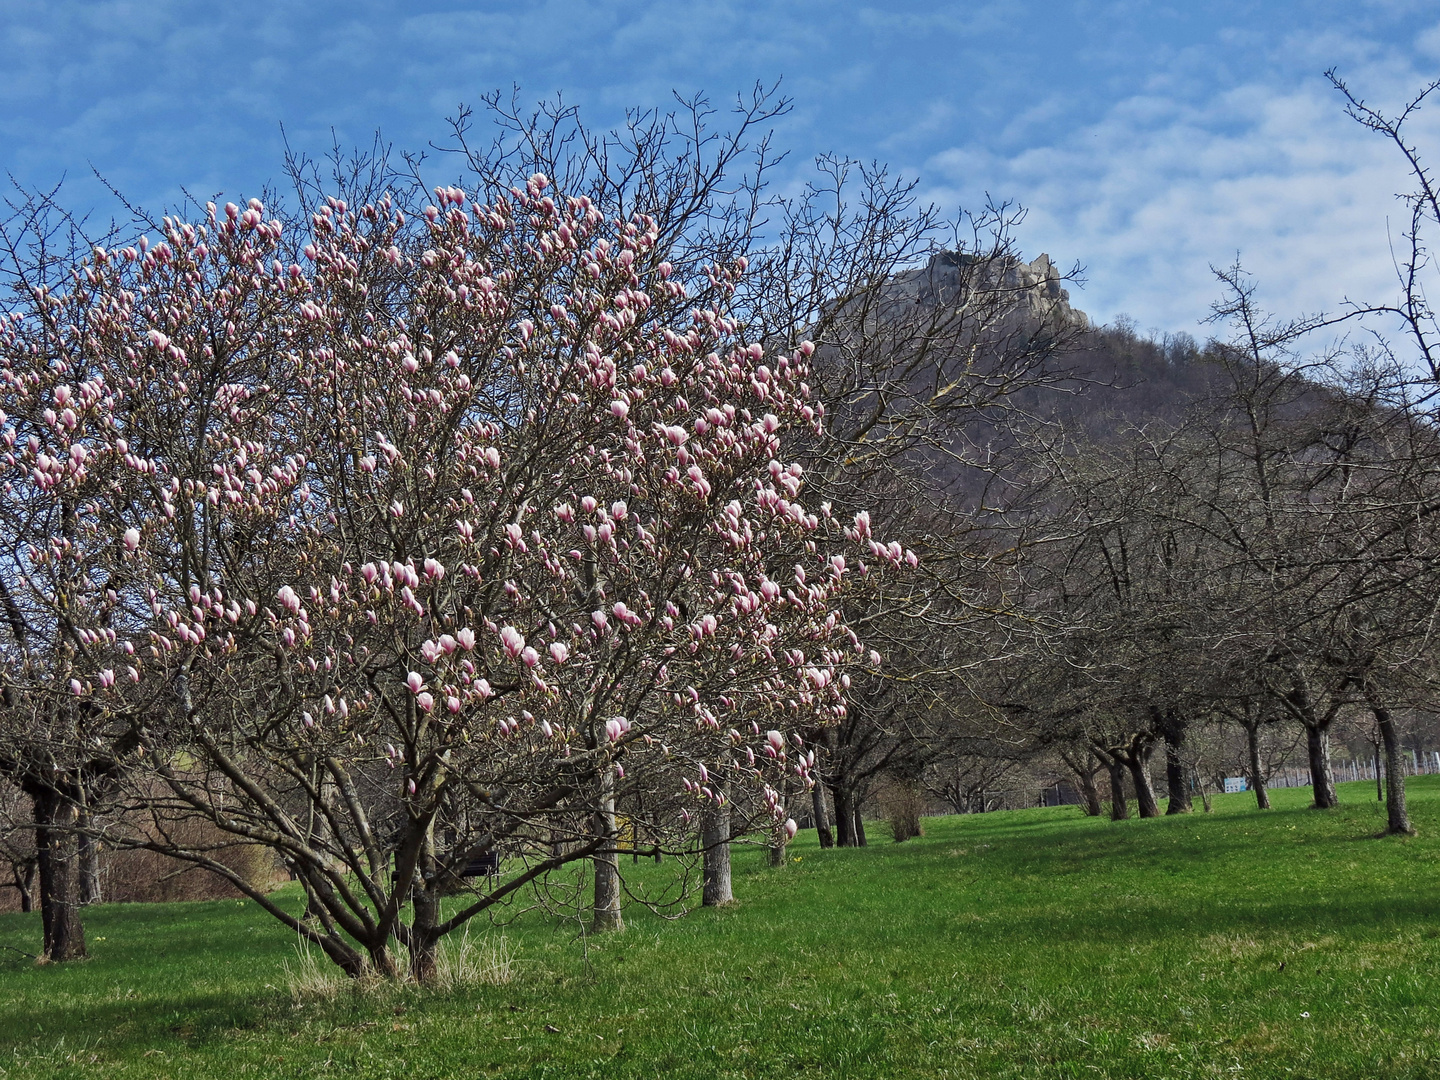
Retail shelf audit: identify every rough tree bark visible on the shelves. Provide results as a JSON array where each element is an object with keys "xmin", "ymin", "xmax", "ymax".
[
  {"xmin": 30, "ymin": 784, "xmax": 87, "ymax": 962},
  {"xmin": 768, "ymin": 833, "xmax": 787, "ymax": 867},
  {"xmin": 407, "ymin": 823, "xmax": 440, "ymax": 984},
  {"xmin": 833, "ymin": 784, "xmax": 857, "ymax": 847},
  {"xmin": 701, "ymin": 800, "xmax": 733, "ymax": 905},
  {"xmin": 1161, "ymin": 717, "xmax": 1192, "ymax": 815},
  {"xmin": 592, "ymin": 765, "xmax": 624, "ymax": 933}
]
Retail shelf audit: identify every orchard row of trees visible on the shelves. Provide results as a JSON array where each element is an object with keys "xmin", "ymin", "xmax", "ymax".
[{"xmin": 848, "ymin": 72, "xmax": 1440, "ymax": 841}]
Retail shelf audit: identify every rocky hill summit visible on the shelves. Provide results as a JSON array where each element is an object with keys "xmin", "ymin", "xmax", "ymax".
[{"xmin": 885, "ymin": 250, "xmax": 1089, "ymax": 332}]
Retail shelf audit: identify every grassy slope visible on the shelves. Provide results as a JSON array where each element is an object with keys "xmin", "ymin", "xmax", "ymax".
[{"xmin": 2, "ymin": 777, "xmax": 1438, "ymax": 1079}]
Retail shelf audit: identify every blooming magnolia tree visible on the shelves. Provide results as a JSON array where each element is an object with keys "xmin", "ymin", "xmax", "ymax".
[{"xmin": 0, "ymin": 160, "xmax": 907, "ymax": 977}]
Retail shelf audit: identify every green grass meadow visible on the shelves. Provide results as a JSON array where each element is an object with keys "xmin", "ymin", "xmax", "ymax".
[{"xmin": 4, "ymin": 777, "xmax": 1439, "ymax": 1079}]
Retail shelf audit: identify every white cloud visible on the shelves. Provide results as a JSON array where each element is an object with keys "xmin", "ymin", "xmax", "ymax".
[
  {"xmin": 917, "ymin": 63, "xmax": 1440, "ymax": 340},
  {"xmin": 1416, "ymin": 22, "xmax": 1440, "ymax": 60},
  {"xmin": 2, "ymin": 0, "xmax": 1437, "ymax": 351}
]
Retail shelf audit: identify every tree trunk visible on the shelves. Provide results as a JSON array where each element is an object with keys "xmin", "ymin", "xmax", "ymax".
[
  {"xmin": 1061, "ymin": 751, "xmax": 1104, "ymax": 816},
  {"xmin": 1162, "ymin": 727, "xmax": 1192, "ymax": 815},
  {"xmin": 407, "ymin": 913, "xmax": 439, "ymax": 983},
  {"xmin": 1106, "ymin": 759, "xmax": 1129, "ymax": 820},
  {"xmin": 407, "ymin": 826, "xmax": 440, "ymax": 983},
  {"xmin": 767, "ymin": 781, "xmax": 789, "ymax": 866},
  {"xmin": 833, "ymin": 785, "xmax": 856, "ymax": 847},
  {"xmin": 768, "ymin": 834, "xmax": 787, "ymax": 867},
  {"xmin": 32, "ymin": 785, "xmax": 87, "ymax": 962},
  {"xmin": 1128, "ymin": 755, "xmax": 1161, "ymax": 819},
  {"xmin": 77, "ymin": 815, "xmax": 101, "ymax": 906},
  {"xmin": 1078, "ymin": 772, "xmax": 1102, "ymax": 816},
  {"xmin": 1305, "ymin": 724, "xmax": 1339, "ymax": 809},
  {"xmin": 701, "ymin": 800, "xmax": 733, "ymax": 906},
  {"xmin": 1244, "ymin": 721, "xmax": 1271, "ymax": 810},
  {"xmin": 1375, "ymin": 747, "xmax": 1384, "ymax": 801},
  {"xmin": 592, "ymin": 766, "xmax": 624, "ymax": 933},
  {"xmin": 14, "ymin": 858, "xmax": 37, "ymax": 913},
  {"xmin": 1369, "ymin": 697, "xmax": 1412, "ymax": 835},
  {"xmin": 811, "ymin": 782, "xmax": 834, "ymax": 849},
  {"xmin": 853, "ymin": 809, "xmax": 867, "ymax": 847}
]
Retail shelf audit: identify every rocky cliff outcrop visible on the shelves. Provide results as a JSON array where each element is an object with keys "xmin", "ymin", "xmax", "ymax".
[{"xmin": 883, "ymin": 250, "xmax": 1088, "ymax": 332}]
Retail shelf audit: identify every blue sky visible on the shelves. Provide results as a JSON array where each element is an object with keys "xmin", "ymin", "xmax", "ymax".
[{"xmin": 3, "ymin": 1, "xmax": 1439, "ymax": 335}]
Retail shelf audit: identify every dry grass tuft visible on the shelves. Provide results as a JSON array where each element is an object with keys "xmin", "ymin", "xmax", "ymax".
[
  {"xmin": 283, "ymin": 941, "xmax": 347, "ymax": 1003},
  {"xmin": 431, "ymin": 928, "xmax": 515, "ymax": 991}
]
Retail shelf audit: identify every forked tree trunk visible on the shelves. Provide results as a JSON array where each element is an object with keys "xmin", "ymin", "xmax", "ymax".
[
  {"xmin": 1163, "ymin": 741, "xmax": 1191, "ymax": 815},
  {"xmin": 811, "ymin": 782, "xmax": 834, "ymax": 849},
  {"xmin": 701, "ymin": 800, "xmax": 733, "ymax": 906},
  {"xmin": 592, "ymin": 766, "xmax": 624, "ymax": 933},
  {"xmin": 31, "ymin": 785, "xmax": 87, "ymax": 962},
  {"xmin": 1244, "ymin": 721, "xmax": 1271, "ymax": 810},
  {"xmin": 1061, "ymin": 751, "xmax": 1104, "ymax": 816},
  {"xmin": 1305, "ymin": 724, "xmax": 1339, "ymax": 809},
  {"xmin": 1368, "ymin": 695, "xmax": 1412, "ymax": 835}
]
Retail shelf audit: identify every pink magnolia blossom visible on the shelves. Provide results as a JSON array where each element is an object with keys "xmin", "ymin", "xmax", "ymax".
[{"xmin": 500, "ymin": 626, "xmax": 525, "ymax": 657}]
